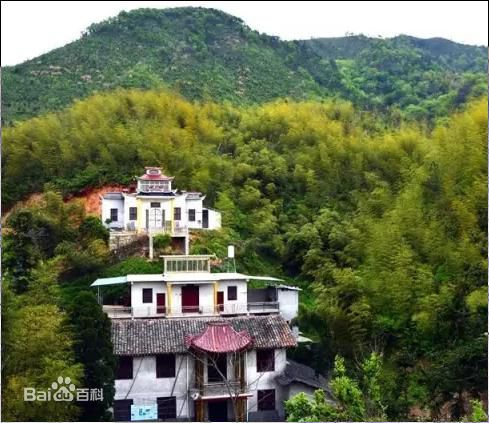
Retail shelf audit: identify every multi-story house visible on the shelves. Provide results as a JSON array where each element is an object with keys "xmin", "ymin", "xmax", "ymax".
[
  {"xmin": 101, "ymin": 167, "xmax": 221, "ymax": 254},
  {"xmin": 92, "ymin": 255, "xmax": 329, "ymax": 422}
]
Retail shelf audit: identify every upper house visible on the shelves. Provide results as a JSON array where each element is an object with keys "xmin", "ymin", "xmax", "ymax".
[
  {"xmin": 101, "ymin": 167, "xmax": 221, "ymax": 236},
  {"xmin": 92, "ymin": 255, "xmax": 300, "ymax": 322}
]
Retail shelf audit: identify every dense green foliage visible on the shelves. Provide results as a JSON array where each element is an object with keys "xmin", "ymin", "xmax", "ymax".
[
  {"xmin": 2, "ymin": 88, "xmax": 487, "ymax": 420},
  {"xmin": 2, "ymin": 8, "xmax": 486, "ymax": 123},
  {"xmin": 285, "ymin": 353, "xmax": 385, "ymax": 421},
  {"xmin": 1, "ymin": 194, "xmax": 115, "ymax": 421}
]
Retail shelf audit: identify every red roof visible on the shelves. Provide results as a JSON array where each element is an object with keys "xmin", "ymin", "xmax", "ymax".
[
  {"xmin": 138, "ymin": 167, "xmax": 174, "ymax": 181},
  {"xmin": 185, "ymin": 322, "xmax": 253, "ymax": 353}
]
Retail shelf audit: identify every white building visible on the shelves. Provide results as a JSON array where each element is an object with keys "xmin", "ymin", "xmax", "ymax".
[
  {"xmin": 101, "ymin": 167, "xmax": 221, "ymax": 254},
  {"xmin": 92, "ymin": 255, "xmax": 328, "ymax": 422}
]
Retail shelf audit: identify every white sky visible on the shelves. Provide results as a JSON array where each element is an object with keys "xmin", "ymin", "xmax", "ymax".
[{"xmin": 1, "ymin": 1, "xmax": 488, "ymax": 66}]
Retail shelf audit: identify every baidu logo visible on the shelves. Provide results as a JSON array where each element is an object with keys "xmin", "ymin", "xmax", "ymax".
[{"xmin": 24, "ymin": 376, "xmax": 103, "ymax": 402}]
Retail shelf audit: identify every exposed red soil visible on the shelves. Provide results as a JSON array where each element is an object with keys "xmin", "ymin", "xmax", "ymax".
[
  {"xmin": 65, "ymin": 185, "xmax": 131, "ymax": 216},
  {"xmin": 2, "ymin": 184, "xmax": 133, "ymax": 224}
]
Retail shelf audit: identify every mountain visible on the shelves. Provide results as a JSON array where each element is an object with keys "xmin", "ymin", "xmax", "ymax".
[{"xmin": 2, "ymin": 7, "xmax": 487, "ymax": 123}]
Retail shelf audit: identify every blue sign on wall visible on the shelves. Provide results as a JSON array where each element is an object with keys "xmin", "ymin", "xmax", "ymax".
[{"xmin": 130, "ymin": 404, "xmax": 158, "ymax": 421}]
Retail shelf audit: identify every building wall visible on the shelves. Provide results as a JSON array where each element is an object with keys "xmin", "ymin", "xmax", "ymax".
[
  {"xmin": 246, "ymin": 348, "xmax": 287, "ymax": 420},
  {"xmin": 216, "ymin": 280, "xmax": 248, "ymax": 314},
  {"xmin": 122, "ymin": 194, "xmax": 137, "ymax": 231},
  {"xmin": 114, "ymin": 349, "xmax": 289, "ymax": 421},
  {"xmin": 102, "ymin": 198, "xmax": 125, "ymax": 229},
  {"xmin": 115, "ymin": 353, "xmax": 193, "ymax": 420},
  {"xmin": 137, "ymin": 197, "xmax": 174, "ymax": 230},
  {"xmin": 169, "ymin": 283, "xmax": 215, "ymax": 315},
  {"xmin": 185, "ymin": 198, "xmax": 203, "ymax": 229},
  {"xmin": 204, "ymin": 208, "xmax": 222, "ymax": 230},
  {"xmin": 287, "ymin": 382, "xmax": 317, "ymax": 399},
  {"xmin": 277, "ymin": 289, "xmax": 299, "ymax": 323},
  {"xmin": 173, "ymin": 194, "xmax": 188, "ymax": 229},
  {"xmin": 131, "ymin": 282, "xmax": 167, "ymax": 318}
]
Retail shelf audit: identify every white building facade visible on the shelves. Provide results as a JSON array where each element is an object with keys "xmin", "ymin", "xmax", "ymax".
[
  {"xmin": 92, "ymin": 255, "xmax": 321, "ymax": 421},
  {"xmin": 100, "ymin": 168, "xmax": 221, "ymax": 254}
]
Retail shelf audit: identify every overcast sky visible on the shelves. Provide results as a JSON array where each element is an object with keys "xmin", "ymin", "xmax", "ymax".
[{"xmin": 2, "ymin": 1, "xmax": 488, "ymax": 66}]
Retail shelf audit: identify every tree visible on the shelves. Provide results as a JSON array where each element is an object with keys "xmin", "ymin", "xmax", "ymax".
[
  {"xmin": 67, "ymin": 292, "xmax": 116, "ymax": 421},
  {"xmin": 1, "ymin": 304, "xmax": 83, "ymax": 422},
  {"xmin": 285, "ymin": 353, "xmax": 386, "ymax": 422}
]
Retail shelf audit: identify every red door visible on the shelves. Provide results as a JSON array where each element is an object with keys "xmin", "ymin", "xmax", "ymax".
[
  {"xmin": 217, "ymin": 291, "xmax": 224, "ymax": 313},
  {"xmin": 182, "ymin": 286, "xmax": 199, "ymax": 313},
  {"xmin": 156, "ymin": 293, "xmax": 166, "ymax": 314}
]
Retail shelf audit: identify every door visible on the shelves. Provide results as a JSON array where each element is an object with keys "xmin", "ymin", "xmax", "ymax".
[
  {"xmin": 217, "ymin": 291, "xmax": 224, "ymax": 313},
  {"xmin": 203, "ymin": 209, "xmax": 209, "ymax": 229},
  {"xmin": 208, "ymin": 400, "xmax": 228, "ymax": 422},
  {"xmin": 149, "ymin": 208, "xmax": 162, "ymax": 229},
  {"xmin": 156, "ymin": 293, "xmax": 166, "ymax": 315},
  {"xmin": 181, "ymin": 286, "xmax": 199, "ymax": 313}
]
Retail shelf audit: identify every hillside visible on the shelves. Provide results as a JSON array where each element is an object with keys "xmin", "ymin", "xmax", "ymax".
[
  {"xmin": 2, "ymin": 7, "xmax": 486, "ymax": 123},
  {"xmin": 2, "ymin": 90, "xmax": 487, "ymax": 420}
]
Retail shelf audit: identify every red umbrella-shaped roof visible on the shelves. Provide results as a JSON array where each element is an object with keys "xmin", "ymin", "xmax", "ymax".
[{"xmin": 185, "ymin": 322, "xmax": 253, "ymax": 353}]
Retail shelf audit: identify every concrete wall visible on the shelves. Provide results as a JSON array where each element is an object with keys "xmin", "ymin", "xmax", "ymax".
[
  {"xmin": 102, "ymin": 198, "xmax": 125, "ymax": 229},
  {"xmin": 173, "ymin": 194, "xmax": 188, "ymax": 229},
  {"xmin": 123, "ymin": 194, "xmax": 138, "ymax": 231},
  {"xmin": 217, "ymin": 280, "xmax": 248, "ymax": 314},
  {"xmin": 131, "ymin": 282, "xmax": 168, "ymax": 318},
  {"xmin": 114, "ymin": 349, "xmax": 289, "ymax": 421},
  {"xmin": 287, "ymin": 382, "xmax": 316, "ymax": 399},
  {"xmin": 138, "ymin": 197, "xmax": 173, "ymax": 230},
  {"xmin": 277, "ymin": 289, "xmax": 299, "ymax": 323},
  {"xmin": 170, "ymin": 283, "xmax": 215, "ymax": 315},
  {"xmin": 115, "ymin": 353, "xmax": 193, "ymax": 420},
  {"xmin": 205, "ymin": 208, "xmax": 222, "ymax": 230},
  {"xmin": 185, "ymin": 198, "xmax": 203, "ymax": 229},
  {"xmin": 246, "ymin": 348, "xmax": 287, "ymax": 420}
]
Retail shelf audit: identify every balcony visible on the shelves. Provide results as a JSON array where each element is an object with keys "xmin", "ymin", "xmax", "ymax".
[
  {"xmin": 190, "ymin": 381, "xmax": 250, "ymax": 400},
  {"xmin": 147, "ymin": 221, "xmax": 188, "ymax": 237},
  {"xmin": 103, "ymin": 302, "xmax": 280, "ymax": 319}
]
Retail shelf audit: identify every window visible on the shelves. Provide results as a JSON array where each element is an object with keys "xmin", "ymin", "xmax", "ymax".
[
  {"xmin": 110, "ymin": 208, "xmax": 118, "ymax": 222},
  {"xmin": 207, "ymin": 354, "xmax": 227, "ymax": 382},
  {"xmin": 258, "ymin": 389, "xmax": 276, "ymax": 411},
  {"xmin": 174, "ymin": 207, "xmax": 181, "ymax": 221},
  {"xmin": 227, "ymin": 286, "xmax": 237, "ymax": 301},
  {"xmin": 129, "ymin": 207, "xmax": 137, "ymax": 220},
  {"xmin": 113, "ymin": 399, "xmax": 133, "ymax": 421},
  {"xmin": 116, "ymin": 356, "xmax": 133, "ymax": 380},
  {"xmin": 157, "ymin": 397, "xmax": 176, "ymax": 420},
  {"xmin": 156, "ymin": 354, "xmax": 176, "ymax": 378},
  {"xmin": 142, "ymin": 288, "xmax": 153, "ymax": 303},
  {"xmin": 257, "ymin": 349, "xmax": 275, "ymax": 372},
  {"xmin": 189, "ymin": 209, "xmax": 196, "ymax": 221}
]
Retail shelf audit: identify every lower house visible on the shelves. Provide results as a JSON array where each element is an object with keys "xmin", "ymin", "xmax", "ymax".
[
  {"xmin": 111, "ymin": 315, "xmax": 303, "ymax": 422},
  {"xmin": 276, "ymin": 360, "xmax": 334, "ymax": 402}
]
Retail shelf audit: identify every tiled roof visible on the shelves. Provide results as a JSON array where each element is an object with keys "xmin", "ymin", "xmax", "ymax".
[
  {"xmin": 112, "ymin": 315, "xmax": 296, "ymax": 356},
  {"xmin": 275, "ymin": 359, "xmax": 331, "ymax": 392},
  {"xmin": 103, "ymin": 192, "xmax": 124, "ymax": 200}
]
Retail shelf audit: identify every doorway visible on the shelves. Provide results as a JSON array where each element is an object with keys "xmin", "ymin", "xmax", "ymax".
[
  {"xmin": 181, "ymin": 286, "xmax": 199, "ymax": 313},
  {"xmin": 156, "ymin": 293, "xmax": 166, "ymax": 314},
  {"xmin": 217, "ymin": 291, "xmax": 224, "ymax": 312},
  {"xmin": 149, "ymin": 208, "xmax": 164, "ymax": 229},
  {"xmin": 208, "ymin": 400, "xmax": 228, "ymax": 422},
  {"xmin": 203, "ymin": 209, "xmax": 209, "ymax": 228}
]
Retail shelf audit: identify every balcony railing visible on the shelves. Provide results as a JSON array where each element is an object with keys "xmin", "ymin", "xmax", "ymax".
[
  {"xmin": 103, "ymin": 302, "xmax": 280, "ymax": 319},
  {"xmin": 203, "ymin": 380, "xmax": 242, "ymax": 398}
]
